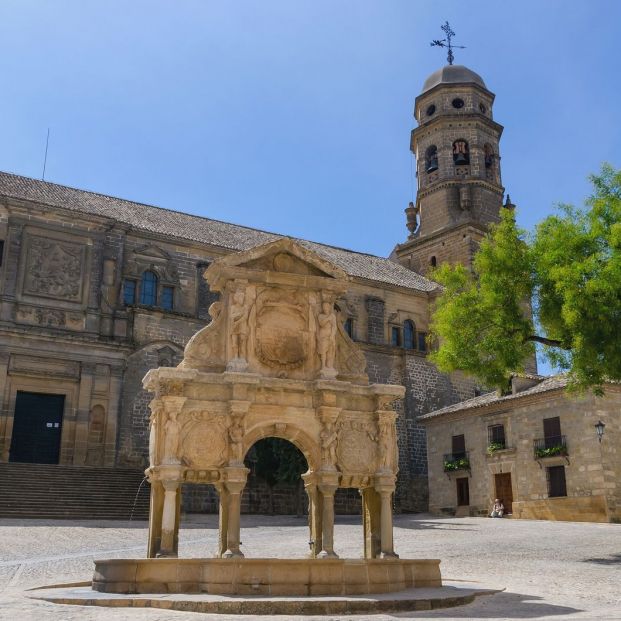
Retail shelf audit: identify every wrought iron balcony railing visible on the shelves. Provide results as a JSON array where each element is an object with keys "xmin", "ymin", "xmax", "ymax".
[
  {"xmin": 533, "ymin": 435, "xmax": 568, "ymax": 459},
  {"xmin": 443, "ymin": 452, "xmax": 470, "ymax": 472}
]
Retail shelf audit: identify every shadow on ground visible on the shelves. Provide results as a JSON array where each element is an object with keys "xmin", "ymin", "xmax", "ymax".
[
  {"xmin": 399, "ymin": 591, "xmax": 582, "ymax": 619},
  {"xmin": 581, "ymin": 552, "xmax": 621, "ymax": 565}
]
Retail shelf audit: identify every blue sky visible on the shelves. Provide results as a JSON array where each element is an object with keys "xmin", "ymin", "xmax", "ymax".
[{"xmin": 0, "ymin": 0, "xmax": 619, "ymax": 258}]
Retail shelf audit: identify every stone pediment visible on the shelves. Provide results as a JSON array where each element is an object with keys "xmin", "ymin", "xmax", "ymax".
[
  {"xmin": 181, "ymin": 238, "xmax": 366, "ymax": 383},
  {"xmin": 133, "ymin": 244, "xmax": 171, "ymax": 262},
  {"xmin": 205, "ymin": 238, "xmax": 348, "ymax": 291}
]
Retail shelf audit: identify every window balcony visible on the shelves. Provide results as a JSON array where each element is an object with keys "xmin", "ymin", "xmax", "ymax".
[
  {"xmin": 443, "ymin": 452, "xmax": 470, "ymax": 472},
  {"xmin": 533, "ymin": 436, "xmax": 568, "ymax": 459}
]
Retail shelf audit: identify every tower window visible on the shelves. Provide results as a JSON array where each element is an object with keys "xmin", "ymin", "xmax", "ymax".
[
  {"xmin": 479, "ymin": 103, "xmax": 487, "ymax": 114},
  {"xmin": 426, "ymin": 104, "xmax": 436, "ymax": 117},
  {"xmin": 403, "ymin": 320, "xmax": 415, "ymax": 350},
  {"xmin": 453, "ymin": 140, "xmax": 470, "ymax": 166},
  {"xmin": 140, "ymin": 270, "xmax": 158, "ymax": 306},
  {"xmin": 425, "ymin": 145, "xmax": 439, "ymax": 173},
  {"xmin": 484, "ymin": 144, "xmax": 494, "ymax": 168},
  {"xmin": 452, "ymin": 98, "xmax": 464, "ymax": 109}
]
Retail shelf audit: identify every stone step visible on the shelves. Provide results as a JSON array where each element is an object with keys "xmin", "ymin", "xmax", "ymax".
[{"xmin": 0, "ymin": 463, "xmax": 150, "ymax": 520}]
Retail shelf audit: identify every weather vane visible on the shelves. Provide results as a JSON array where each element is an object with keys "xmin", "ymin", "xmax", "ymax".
[{"xmin": 430, "ymin": 21, "xmax": 465, "ymax": 65}]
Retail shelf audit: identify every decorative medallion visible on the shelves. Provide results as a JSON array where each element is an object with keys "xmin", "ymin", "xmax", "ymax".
[
  {"xmin": 337, "ymin": 423, "xmax": 376, "ymax": 473},
  {"xmin": 182, "ymin": 420, "xmax": 227, "ymax": 467}
]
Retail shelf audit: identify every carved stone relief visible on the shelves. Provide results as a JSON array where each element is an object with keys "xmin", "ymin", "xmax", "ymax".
[
  {"xmin": 337, "ymin": 419, "xmax": 377, "ymax": 473},
  {"xmin": 181, "ymin": 412, "xmax": 228, "ymax": 468},
  {"xmin": 23, "ymin": 236, "xmax": 85, "ymax": 301},
  {"xmin": 255, "ymin": 288, "xmax": 308, "ymax": 370}
]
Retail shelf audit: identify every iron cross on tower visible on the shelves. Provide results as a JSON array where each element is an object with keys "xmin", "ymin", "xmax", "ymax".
[{"xmin": 430, "ymin": 21, "xmax": 465, "ymax": 65}]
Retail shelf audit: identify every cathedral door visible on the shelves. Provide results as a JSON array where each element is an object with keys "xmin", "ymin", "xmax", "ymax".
[
  {"xmin": 9, "ymin": 392, "xmax": 65, "ymax": 464},
  {"xmin": 494, "ymin": 472, "xmax": 513, "ymax": 514}
]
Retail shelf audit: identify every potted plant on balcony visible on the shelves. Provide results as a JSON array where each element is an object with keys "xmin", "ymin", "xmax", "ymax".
[{"xmin": 487, "ymin": 441, "xmax": 505, "ymax": 455}]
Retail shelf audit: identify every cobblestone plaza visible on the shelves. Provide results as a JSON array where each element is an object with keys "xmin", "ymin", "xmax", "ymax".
[{"xmin": 1, "ymin": 514, "xmax": 619, "ymax": 620}]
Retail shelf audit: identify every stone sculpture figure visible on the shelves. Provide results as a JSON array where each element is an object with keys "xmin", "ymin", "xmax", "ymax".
[
  {"xmin": 163, "ymin": 410, "xmax": 181, "ymax": 464},
  {"xmin": 148, "ymin": 410, "xmax": 158, "ymax": 468},
  {"xmin": 230, "ymin": 290, "xmax": 249, "ymax": 361},
  {"xmin": 228, "ymin": 416, "xmax": 244, "ymax": 464},
  {"xmin": 378, "ymin": 419, "xmax": 392, "ymax": 471},
  {"xmin": 317, "ymin": 301, "xmax": 337, "ymax": 374},
  {"xmin": 320, "ymin": 420, "xmax": 338, "ymax": 468}
]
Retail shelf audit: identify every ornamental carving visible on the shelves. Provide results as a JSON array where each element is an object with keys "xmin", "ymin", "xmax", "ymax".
[
  {"xmin": 337, "ymin": 420, "xmax": 377, "ymax": 473},
  {"xmin": 182, "ymin": 414, "xmax": 227, "ymax": 467},
  {"xmin": 24, "ymin": 237, "xmax": 84, "ymax": 301},
  {"xmin": 255, "ymin": 289, "xmax": 308, "ymax": 369}
]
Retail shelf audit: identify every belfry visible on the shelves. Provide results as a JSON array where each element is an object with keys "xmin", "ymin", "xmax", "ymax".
[{"xmin": 395, "ymin": 63, "xmax": 505, "ymax": 275}]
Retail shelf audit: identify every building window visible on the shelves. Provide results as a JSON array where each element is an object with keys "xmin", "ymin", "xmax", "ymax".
[
  {"xmin": 403, "ymin": 320, "xmax": 415, "ymax": 349},
  {"xmin": 488, "ymin": 424, "xmax": 506, "ymax": 449},
  {"xmin": 140, "ymin": 271, "xmax": 158, "ymax": 306},
  {"xmin": 547, "ymin": 465, "xmax": 567, "ymax": 497},
  {"xmin": 161, "ymin": 286, "xmax": 174, "ymax": 311},
  {"xmin": 453, "ymin": 139, "xmax": 470, "ymax": 165},
  {"xmin": 452, "ymin": 434, "xmax": 466, "ymax": 459},
  {"xmin": 344, "ymin": 317, "xmax": 354, "ymax": 339},
  {"xmin": 391, "ymin": 326, "xmax": 401, "ymax": 347},
  {"xmin": 417, "ymin": 332, "xmax": 428, "ymax": 352},
  {"xmin": 484, "ymin": 143, "xmax": 495, "ymax": 168},
  {"xmin": 425, "ymin": 145, "xmax": 439, "ymax": 173},
  {"xmin": 0, "ymin": 240, "xmax": 4, "ymax": 266},
  {"xmin": 430, "ymin": 256, "xmax": 437, "ymax": 268},
  {"xmin": 543, "ymin": 416, "xmax": 562, "ymax": 448},
  {"xmin": 122, "ymin": 279, "xmax": 136, "ymax": 305}
]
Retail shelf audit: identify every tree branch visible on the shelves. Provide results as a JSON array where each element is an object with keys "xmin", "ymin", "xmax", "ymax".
[{"xmin": 525, "ymin": 334, "xmax": 569, "ymax": 349}]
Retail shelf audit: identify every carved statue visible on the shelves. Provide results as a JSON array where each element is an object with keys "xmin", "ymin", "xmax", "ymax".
[
  {"xmin": 230, "ymin": 290, "xmax": 250, "ymax": 360},
  {"xmin": 148, "ymin": 410, "xmax": 158, "ymax": 468},
  {"xmin": 317, "ymin": 301, "xmax": 337, "ymax": 371},
  {"xmin": 163, "ymin": 410, "xmax": 181, "ymax": 464},
  {"xmin": 320, "ymin": 420, "xmax": 338, "ymax": 467},
  {"xmin": 228, "ymin": 416, "xmax": 244, "ymax": 464},
  {"xmin": 378, "ymin": 420, "xmax": 392, "ymax": 470}
]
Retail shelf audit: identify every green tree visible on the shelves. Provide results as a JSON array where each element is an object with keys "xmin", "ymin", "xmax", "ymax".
[{"xmin": 429, "ymin": 164, "xmax": 621, "ymax": 393}]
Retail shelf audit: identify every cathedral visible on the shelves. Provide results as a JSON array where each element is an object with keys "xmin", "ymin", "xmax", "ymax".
[{"xmin": 0, "ymin": 62, "xmax": 510, "ymax": 515}]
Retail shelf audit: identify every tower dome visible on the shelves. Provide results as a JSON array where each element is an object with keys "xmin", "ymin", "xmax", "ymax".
[{"xmin": 421, "ymin": 64, "xmax": 486, "ymax": 94}]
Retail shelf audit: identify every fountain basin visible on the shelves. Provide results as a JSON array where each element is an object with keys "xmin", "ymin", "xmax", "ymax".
[{"xmin": 93, "ymin": 558, "xmax": 441, "ymax": 596}]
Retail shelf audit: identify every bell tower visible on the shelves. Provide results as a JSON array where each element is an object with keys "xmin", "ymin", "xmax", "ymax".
[{"xmin": 394, "ymin": 64, "xmax": 507, "ymax": 275}]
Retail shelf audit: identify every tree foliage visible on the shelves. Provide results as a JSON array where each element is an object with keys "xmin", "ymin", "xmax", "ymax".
[{"xmin": 429, "ymin": 164, "xmax": 621, "ymax": 393}]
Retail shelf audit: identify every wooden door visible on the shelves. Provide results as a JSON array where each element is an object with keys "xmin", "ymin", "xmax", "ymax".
[
  {"xmin": 494, "ymin": 472, "xmax": 513, "ymax": 513},
  {"xmin": 9, "ymin": 392, "xmax": 65, "ymax": 464},
  {"xmin": 456, "ymin": 477, "xmax": 470, "ymax": 506}
]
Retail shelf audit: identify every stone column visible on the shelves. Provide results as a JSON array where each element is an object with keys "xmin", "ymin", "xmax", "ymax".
[
  {"xmin": 361, "ymin": 487, "xmax": 381, "ymax": 559},
  {"xmin": 158, "ymin": 480, "xmax": 180, "ymax": 557},
  {"xmin": 0, "ymin": 352, "xmax": 11, "ymax": 462},
  {"xmin": 215, "ymin": 482, "xmax": 229, "ymax": 558},
  {"xmin": 375, "ymin": 480, "xmax": 398, "ymax": 559},
  {"xmin": 73, "ymin": 363, "xmax": 96, "ymax": 465},
  {"xmin": 318, "ymin": 477, "xmax": 339, "ymax": 558},
  {"xmin": 223, "ymin": 467, "xmax": 248, "ymax": 558},
  {"xmin": 147, "ymin": 480, "xmax": 164, "ymax": 558},
  {"xmin": 103, "ymin": 365, "xmax": 123, "ymax": 467},
  {"xmin": 303, "ymin": 472, "xmax": 323, "ymax": 558},
  {"xmin": 0, "ymin": 222, "xmax": 23, "ymax": 322}
]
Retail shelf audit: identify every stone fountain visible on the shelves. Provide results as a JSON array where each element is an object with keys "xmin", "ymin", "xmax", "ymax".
[{"xmin": 92, "ymin": 238, "xmax": 442, "ymax": 595}]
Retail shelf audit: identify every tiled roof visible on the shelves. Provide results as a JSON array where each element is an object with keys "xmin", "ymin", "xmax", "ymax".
[
  {"xmin": 419, "ymin": 375, "xmax": 569, "ymax": 420},
  {"xmin": 0, "ymin": 171, "xmax": 437, "ymax": 293}
]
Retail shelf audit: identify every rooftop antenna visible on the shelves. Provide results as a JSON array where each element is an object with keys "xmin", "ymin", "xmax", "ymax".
[
  {"xmin": 42, "ymin": 128, "xmax": 50, "ymax": 180},
  {"xmin": 430, "ymin": 21, "xmax": 465, "ymax": 65}
]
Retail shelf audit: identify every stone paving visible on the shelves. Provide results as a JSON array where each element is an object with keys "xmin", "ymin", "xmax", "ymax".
[{"xmin": 0, "ymin": 513, "xmax": 619, "ymax": 620}]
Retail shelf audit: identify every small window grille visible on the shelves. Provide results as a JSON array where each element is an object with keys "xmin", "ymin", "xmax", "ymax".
[
  {"xmin": 161, "ymin": 286, "xmax": 174, "ymax": 311},
  {"xmin": 488, "ymin": 424, "xmax": 506, "ymax": 448},
  {"xmin": 123, "ymin": 280, "xmax": 136, "ymax": 305}
]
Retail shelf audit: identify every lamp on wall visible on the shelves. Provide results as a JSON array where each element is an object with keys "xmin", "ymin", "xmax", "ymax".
[{"xmin": 594, "ymin": 420, "xmax": 606, "ymax": 443}]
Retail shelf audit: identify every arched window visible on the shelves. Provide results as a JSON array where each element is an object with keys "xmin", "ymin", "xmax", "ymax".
[
  {"xmin": 425, "ymin": 145, "xmax": 439, "ymax": 173},
  {"xmin": 484, "ymin": 143, "xmax": 494, "ymax": 168},
  {"xmin": 403, "ymin": 320, "xmax": 415, "ymax": 350},
  {"xmin": 140, "ymin": 270, "xmax": 158, "ymax": 306},
  {"xmin": 453, "ymin": 140, "xmax": 470, "ymax": 165}
]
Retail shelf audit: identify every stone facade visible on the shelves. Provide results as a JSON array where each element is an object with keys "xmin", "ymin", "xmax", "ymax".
[{"xmin": 421, "ymin": 376, "xmax": 621, "ymax": 523}]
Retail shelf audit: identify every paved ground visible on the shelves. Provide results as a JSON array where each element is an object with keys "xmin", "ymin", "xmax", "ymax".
[{"xmin": 0, "ymin": 513, "xmax": 619, "ymax": 620}]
